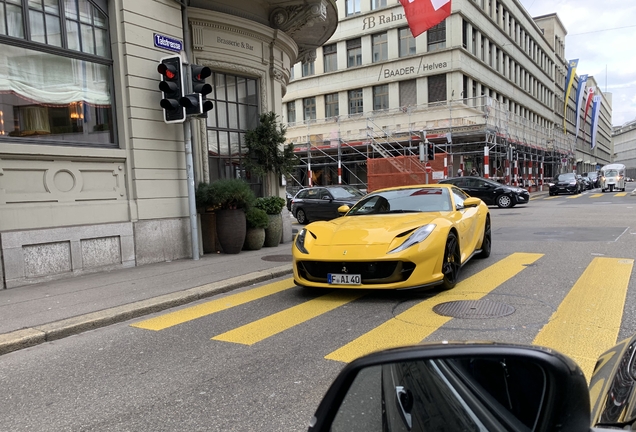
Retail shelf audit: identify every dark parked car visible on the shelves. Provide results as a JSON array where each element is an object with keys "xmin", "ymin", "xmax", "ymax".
[
  {"xmin": 579, "ymin": 176, "xmax": 594, "ymax": 190},
  {"xmin": 585, "ymin": 171, "xmax": 600, "ymax": 188},
  {"xmin": 290, "ymin": 185, "xmax": 365, "ymax": 224},
  {"xmin": 549, "ymin": 173, "xmax": 583, "ymax": 195},
  {"xmin": 438, "ymin": 176, "xmax": 529, "ymax": 208}
]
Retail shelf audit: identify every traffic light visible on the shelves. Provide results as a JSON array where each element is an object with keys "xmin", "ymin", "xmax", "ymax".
[
  {"xmin": 158, "ymin": 55, "xmax": 185, "ymax": 124},
  {"xmin": 180, "ymin": 64, "xmax": 213, "ymax": 117},
  {"xmin": 427, "ymin": 141, "xmax": 435, "ymax": 160}
]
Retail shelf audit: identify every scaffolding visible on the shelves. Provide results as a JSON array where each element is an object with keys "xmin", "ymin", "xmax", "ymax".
[{"xmin": 285, "ymin": 96, "xmax": 574, "ymax": 192}]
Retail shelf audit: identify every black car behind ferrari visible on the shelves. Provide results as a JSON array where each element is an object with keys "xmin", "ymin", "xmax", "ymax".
[
  {"xmin": 290, "ymin": 185, "xmax": 365, "ymax": 224},
  {"xmin": 438, "ymin": 176, "xmax": 529, "ymax": 208},
  {"xmin": 549, "ymin": 173, "xmax": 583, "ymax": 195}
]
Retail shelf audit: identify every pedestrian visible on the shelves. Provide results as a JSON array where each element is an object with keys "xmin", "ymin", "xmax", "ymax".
[
  {"xmin": 470, "ymin": 168, "xmax": 479, "ymax": 176},
  {"xmin": 457, "ymin": 168, "xmax": 463, "ymax": 177}
]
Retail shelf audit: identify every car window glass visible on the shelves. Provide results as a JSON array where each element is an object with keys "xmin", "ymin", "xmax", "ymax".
[
  {"xmin": 297, "ymin": 190, "xmax": 308, "ymax": 199},
  {"xmin": 452, "ymin": 187, "xmax": 468, "ymax": 208},
  {"xmin": 306, "ymin": 189, "xmax": 320, "ymax": 199},
  {"xmin": 347, "ymin": 188, "xmax": 451, "ymax": 214},
  {"xmin": 320, "ymin": 190, "xmax": 332, "ymax": 199},
  {"xmin": 330, "ymin": 187, "xmax": 364, "ymax": 199}
]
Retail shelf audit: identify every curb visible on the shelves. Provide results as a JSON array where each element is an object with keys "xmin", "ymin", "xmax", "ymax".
[{"xmin": 0, "ymin": 264, "xmax": 293, "ymax": 357}]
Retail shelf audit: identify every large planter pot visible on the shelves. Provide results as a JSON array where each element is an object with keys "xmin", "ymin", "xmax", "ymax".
[
  {"xmin": 200, "ymin": 212, "xmax": 219, "ymax": 253},
  {"xmin": 243, "ymin": 227, "xmax": 266, "ymax": 250},
  {"xmin": 215, "ymin": 209, "xmax": 246, "ymax": 254},
  {"xmin": 264, "ymin": 213, "xmax": 283, "ymax": 247}
]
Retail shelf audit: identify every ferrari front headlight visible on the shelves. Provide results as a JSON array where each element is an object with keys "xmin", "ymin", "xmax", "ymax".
[
  {"xmin": 295, "ymin": 228, "xmax": 309, "ymax": 254},
  {"xmin": 388, "ymin": 224, "xmax": 436, "ymax": 254}
]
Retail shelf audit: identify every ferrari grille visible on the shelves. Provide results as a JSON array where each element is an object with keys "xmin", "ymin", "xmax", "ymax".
[{"xmin": 297, "ymin": 261, "xmax": 415, "ymax": 284}]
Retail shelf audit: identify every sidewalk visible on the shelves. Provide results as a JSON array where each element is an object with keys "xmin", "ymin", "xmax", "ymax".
[
  {"xmin": 0, "ymin": 190, "xmax": 552, "ymax": 356},
  {"xmin": 0, "ymin": 243, "xmax": 294, "ymax": 356}
]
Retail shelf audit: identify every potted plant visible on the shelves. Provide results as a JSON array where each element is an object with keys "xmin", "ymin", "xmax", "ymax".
[
  {"xmin": 196, "ymin": 179, "xmax": 255, "ymax": 254},
  {"xmin": 243, "ymin": 112, "xmax": 298, "ymax": 196},
  {"xmin": 255, "ymin": 196, "xmax": 286, "ymax": 247},
  {"xmin": 243, "ymin": 207, "xmax": 269, "ymax": 250}
]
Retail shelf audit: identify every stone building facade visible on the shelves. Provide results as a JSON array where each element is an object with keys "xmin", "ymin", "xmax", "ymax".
[{"xmin": 0, "ymin": 0, "xmax": 337, "ymax": 288}]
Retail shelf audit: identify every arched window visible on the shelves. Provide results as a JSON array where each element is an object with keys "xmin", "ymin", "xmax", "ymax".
[{"xmin": 0, "ymin": 0, "xmax": 114, "ymax": 147}]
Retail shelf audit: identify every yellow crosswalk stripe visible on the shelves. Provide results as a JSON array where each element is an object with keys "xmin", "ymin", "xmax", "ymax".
[
  {"xmin": 325, "ymin": 252, "xmax": 543, "ymax": 363},
  {"xmin": 533, "ymin": 257, "xmax": 634, "ymax": 381},
  {"xmin": 544, "ymin": 196, "xmax": 559, "ymax": 200},
  {"xmin": 590, "ymin": 193, "xmax": 604, "ymax": 198},
  {"xmin": 566, "ymin": 194, "xmax": 582, "ymax": 199},
  {"xmin": 615, "ymin": 192, "xmax": 628, "ymax": 197},
  {"xmin": 130, "ymin": 278, "xmax": 295, "ymax": 331},
  {"xmin": 212, "ymin": 291, "xmax": 364, "ymax": 345}
]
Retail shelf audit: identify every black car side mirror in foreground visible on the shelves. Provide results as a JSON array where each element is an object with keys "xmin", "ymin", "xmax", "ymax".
[{"xmin": 309, "ymin": 336, "xmax": 636, "ymax": 432}]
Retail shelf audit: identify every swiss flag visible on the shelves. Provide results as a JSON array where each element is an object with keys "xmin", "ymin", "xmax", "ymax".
[{"xmin": 400, "ymin": 0, "xmax": 452, "ymax": 37}]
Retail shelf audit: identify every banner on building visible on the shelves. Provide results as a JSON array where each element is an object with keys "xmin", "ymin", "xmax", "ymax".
[
  {"xmin": 574, "ymin": 74, "xmax": 588, "ymax": 139},
  {"xmin": 583, "ymin": 86, "xmax": 596, "ymax": 141},
  {"xmin": 562, "ymin": 59, "xmax": 579, "ymax": 133},
  {"xmin": 399, "ymin": 0, "xmax": 452, "ymax": 37},
  {"xmin": 590, "ymin": 95, "xmax": 602, "ymax": 149}
]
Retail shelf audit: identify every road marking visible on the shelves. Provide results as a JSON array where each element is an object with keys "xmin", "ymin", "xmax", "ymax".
[
  {"xmin": 212, "ymin": 291, "xmax": 364, "ymax": 345},
  {"xmin": 130, "ymin": 278, "xmax": 295, "ymax": 331},
  {"xmin": 590, "ymin": 193, "xmax": 604, "ymax": 198},
  {"xmin": 533, "ymin": 257, "xmax": 634, "ymax": 381},
  {"xmin": 544, "ymin": 196, "xmax": 560, "ymax": 200},
  {"xmin": 566, "ymin": 194, "xmax": 583, "ymax": 199},
  {"xmin": 615, "ymin": 192, "xmax": 628, "ymax": 197},
  {"xmin": 325, "ymin": 253, "xmax": 543, "ymax": 363}
]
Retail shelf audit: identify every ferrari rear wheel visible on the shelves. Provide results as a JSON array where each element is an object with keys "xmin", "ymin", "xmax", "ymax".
[
  {"xmin": 477, "ymin": 217, "xmax": 491, "ymax": 259},
  {"xmin": 441, "ymin": 232, "xmax": 461, "ymax": 290}
]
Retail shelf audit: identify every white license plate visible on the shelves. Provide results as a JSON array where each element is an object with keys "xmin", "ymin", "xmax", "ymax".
[{"xmin": 328, "ymin": 273, "xmax": 361, "ymax": 285}]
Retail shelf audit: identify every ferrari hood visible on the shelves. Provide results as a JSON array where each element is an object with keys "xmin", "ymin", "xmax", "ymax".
[{"xmin": 305, "ymin": 213, "xmax": 443, "ymax": 246}]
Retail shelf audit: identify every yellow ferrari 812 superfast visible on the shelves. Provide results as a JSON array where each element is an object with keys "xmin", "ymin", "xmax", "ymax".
[{"xmin": 292, "ymin": 184, "xmax": 491, "ymax": 290}]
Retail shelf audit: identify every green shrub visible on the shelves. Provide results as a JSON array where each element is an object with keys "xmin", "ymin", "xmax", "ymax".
[
  {"xmin": 196, "ymin": 179, "xmax": 256, "ymax": 210},
  {"xmin": 254, "ymin": 196, "xmax": 286, "ymax": 215},
  {"xmin": 245, "ymin": 207, "xmax": 269, "ymax": 229}
]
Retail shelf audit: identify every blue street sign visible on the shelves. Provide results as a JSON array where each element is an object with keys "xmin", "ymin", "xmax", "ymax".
[{"xmin": 154, "ymin": 34, "xmax": 183, "ymax": 53}]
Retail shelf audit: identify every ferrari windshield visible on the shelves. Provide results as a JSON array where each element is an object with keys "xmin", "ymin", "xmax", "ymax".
[{"xmin": 346, "ymin": 187, "xmax": 452, "ymax": 215}]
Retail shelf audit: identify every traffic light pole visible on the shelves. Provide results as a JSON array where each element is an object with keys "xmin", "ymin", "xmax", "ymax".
[{"xmin": 182, "ymin": 60, "xmax": 200, "ymax": 261}]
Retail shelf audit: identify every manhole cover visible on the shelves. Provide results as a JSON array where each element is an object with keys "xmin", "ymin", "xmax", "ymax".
[
  {"xmin": 261, "ymin": 254, "xmax": 293, "ymax": 262},
  {"xmin": 433, "ymin": 300, "xmax": 515, "ymax": 319}
]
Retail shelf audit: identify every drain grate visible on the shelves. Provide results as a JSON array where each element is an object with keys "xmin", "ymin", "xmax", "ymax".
[
  {"xmin": 261, "ymin": 254, "xmax": 293, "ymax": 262},
  {"xmin": 433, "ymin": 300, "xmax": 515, "ymax": 319}
]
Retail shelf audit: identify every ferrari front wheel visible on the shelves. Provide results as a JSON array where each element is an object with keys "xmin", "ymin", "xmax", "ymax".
[
  {"xmin": 441, "ymin": 232, "xmax": 461, "ymax": 290},
  {"xmin": 477, "ymin": 217, "xmax": 491, "ymax": 259}
]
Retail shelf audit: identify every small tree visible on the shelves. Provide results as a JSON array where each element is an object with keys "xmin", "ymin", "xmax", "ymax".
[{"xmin": 244, "ymin": 112, "xmax": 297, "ymax": 195}]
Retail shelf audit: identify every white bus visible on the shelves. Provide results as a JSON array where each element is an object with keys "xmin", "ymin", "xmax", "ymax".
[{"xmin": 600, "ymin": 163, "xmax": 626, "ymax": 192}]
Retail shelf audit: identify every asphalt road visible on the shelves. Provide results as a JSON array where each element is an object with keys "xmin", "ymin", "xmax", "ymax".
[{"xmin": 1, "ymin": 190, "xmax": 634, "ymax": 431}]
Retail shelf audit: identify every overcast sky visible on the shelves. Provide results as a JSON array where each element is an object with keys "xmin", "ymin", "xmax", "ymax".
[{"xmin": 519, "ymin": 0, "xmax": 636, "ymax": 127}]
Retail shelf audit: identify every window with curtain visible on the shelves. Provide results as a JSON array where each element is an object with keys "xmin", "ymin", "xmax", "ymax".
[
  {"xmin": 287, "ymin": 101, "xmax": 296, "ymax": 124},
  {"xmin": 347, "ymin": 38, "xmax": 362, "ymax": 68},
  {"xmin": 0, "ymin": 0, "xmax": 114, "ymax": 146},
  {"xmin": 398, "ymin": 27, "xmax": 416, "ymax": 57},
  {"xmin": 371, "ymin": 0, "xmax": 387, "ymax": 10},
  {"xmin": 427, "ymin": 20, "xmax": 447, "ymax": 52},
  {"xmin": 345, "ymin": 0, "xmax": 360, "ymax": 16},
  {"xmin": 373, "ymin": 85, "xmax": 388, "ymax": 111},
  {"xmin": 323, "ymin": 44, "xmax": 337, "ymax": 73},
  {"xmin": 324, "ymin": 93, "xmax": 339, "ymax": 118},
  {"xmin": 303, "ymin": 97, "xmax": 316, "ymax": 121},
  {"xmin": 399, "ymin": 79, "xmax": 417, "ymax": 107},
  {"xmin": 348, "ymin": 88, "xmax": 363, "ymax": 115},
  {"xmin": 428, "ymin": 74, "xmax": 447, "ymax": 103},
  {"xmin": 206, "ymin": 72, "xmax": 260, "ymax": 184},
  {"xmin": 372, "ymin": 32, "xmax": 387, "ymax": 63},
  {"xmin": 301, "ymin": 59, "xmax": 315, "ymax": 77}
]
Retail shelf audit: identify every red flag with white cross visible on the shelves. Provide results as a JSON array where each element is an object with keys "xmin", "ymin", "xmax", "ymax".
[{"xmin": 399, "ymin": 0, "xmax": 452, "ymax": 37}]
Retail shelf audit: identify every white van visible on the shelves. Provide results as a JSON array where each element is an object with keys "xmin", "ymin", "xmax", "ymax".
[{"xmin": 600, "ymin": 163, "xmax": 626, "ymax": 192}]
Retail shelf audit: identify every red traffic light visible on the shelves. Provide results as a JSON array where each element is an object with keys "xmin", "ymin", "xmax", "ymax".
[{"xmin": 158, "ymin": 63, "xmax": 176, "ymax": 79}]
